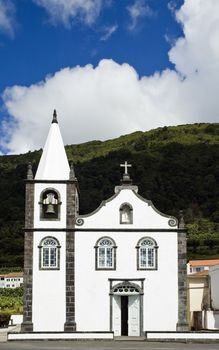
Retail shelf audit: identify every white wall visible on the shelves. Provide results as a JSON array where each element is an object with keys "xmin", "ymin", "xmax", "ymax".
[
  {"xmin": 80, "ymin": 189, "xmax": 175, "ymax": 229},
  {"xmin": 0, "ymin": 277, "xmax": 23, "ymax": 288},
  {"xmin": 75, "ymin": 230, "xmax": 178, "ymax": 332},
  {"xmin": 188, "ymin": 277, "xmax": 209, "ymax": 311},
  {"xmin": 0, "ymin": 278, "xmax": 4, "ymax": 288},
  {"xmin": 10, "ymin": 314, "xmax": 23, "ymax": 325},
  {"xmin": 205, "ymin": 310, "xmax": 219, "ymax": 330},
  {"xmin": 32, "ymin": 183, "xmax": 67, "ymax": 331},
  {"xmin": 75, "ymin": 188, "xmax": 178, "ymax": 332},
  {"xmin": 32, "ymin": 231, "xmax": 66, "ymax": 331},
  {"xmin": 209, "ymin": 264, "xmax": 219, "ymax": 310}
]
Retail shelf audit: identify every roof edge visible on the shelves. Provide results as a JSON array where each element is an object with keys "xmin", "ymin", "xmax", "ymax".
[{"xmin": 76, "ymin": 185, "xmax": 178, "ymax": 228}]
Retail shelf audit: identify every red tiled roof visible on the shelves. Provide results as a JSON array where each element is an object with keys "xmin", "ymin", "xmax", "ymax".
[
  {"xmin": 0, "ymin": 272, "xmax": 23, "ymax": 278},
  {"xmin": 191, "ymin": 270, "xmax": 209, "ymax": 276},
  {"xmin": 189, "ymin": 259, "xmax": 219, "ymax": 267}
]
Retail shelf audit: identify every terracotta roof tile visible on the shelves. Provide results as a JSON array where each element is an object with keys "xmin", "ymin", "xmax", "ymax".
[
  {"xmin": 0, "ymin": 272, "xmax": 23, "ymax": 278},
  {"xmin": 189, "ymin": 259, "xmax": 219, "ymax": 267},
  {"xmin": 191, "ymin": 270, "xmax": 209, "ymax": 276}
]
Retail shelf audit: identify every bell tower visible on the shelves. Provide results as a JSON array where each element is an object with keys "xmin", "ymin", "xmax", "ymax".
[{"xmin": 21, "ymin": 110, "xmax": 78, "ymax": 332}]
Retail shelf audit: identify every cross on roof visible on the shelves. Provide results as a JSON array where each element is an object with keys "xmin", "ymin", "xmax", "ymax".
[{"xmin": 120, "ymin": 161, "xmax": 132, "ymax": 175}]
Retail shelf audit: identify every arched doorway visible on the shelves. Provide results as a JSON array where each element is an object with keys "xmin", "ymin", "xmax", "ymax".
[{"xmin": 110, "ymin": 280, "xmax": 144, "ymax": 336}]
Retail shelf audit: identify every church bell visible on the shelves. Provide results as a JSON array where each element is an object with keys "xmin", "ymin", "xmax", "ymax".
[
  {"xmin": 46, "ymin": 203, "xmax": 56, "ymax": 214},
  {"xmin": 44, "ymin": 192, "xmax": 57, "ymax": 214}
]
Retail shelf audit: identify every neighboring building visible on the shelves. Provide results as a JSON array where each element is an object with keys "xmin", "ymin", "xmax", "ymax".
[
  {"xmin": 208, "ymin": 264, "xmax": 219, "ymax": 329},
  {"xmin": 187, "ymin": 270, "xmax": 210, "ymax": 330},
  {"xmin": 187, "ymin": 261, "xmax": 219, "ymax": 330},
  {"xmin": 0, "ymin": 273, "xmax": 23, "ymax": 288},
  {"xmin": 210, "ymin": 264, "xmax": 219, "ymax": 310},
  {"xmin": 21, "ymin": 111, "xmax": 188, "ymax": 336},
  {"xmin": 187, "ymin": 259, "xmax": 219, "ymax": 274}
]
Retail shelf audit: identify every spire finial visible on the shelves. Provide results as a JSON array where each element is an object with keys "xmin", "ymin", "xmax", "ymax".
[
  {"xmin": 27, "ymin": 162, "xmax": 33, "ymax": 180},
  {"xmin": 69, "ymin": 162, "xmax": 75, "ymax": 180},
  {"xmin": 52, "ymin": 109, "xmax": 58, "ymax": 124},
  {"xmin": 179, "ymin": 210, "xmax": 185, "ymax": 229}
]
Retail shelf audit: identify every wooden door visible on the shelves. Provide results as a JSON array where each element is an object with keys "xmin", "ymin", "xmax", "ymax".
[
  {"xmin": 113, "ymin": 295, "xmax": 121, "ymax": 336},
  {"xmin": 128, "ymin": 295, "xmax": 140, "ymax": 336}
]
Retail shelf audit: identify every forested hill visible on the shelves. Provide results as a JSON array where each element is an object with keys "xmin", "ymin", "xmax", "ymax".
[{"xmin": 0, "ymin": 123, "xmax": 218, "ymax": 267}]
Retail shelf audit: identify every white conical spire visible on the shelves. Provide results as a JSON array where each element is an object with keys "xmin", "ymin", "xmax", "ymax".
[{"xmin": 35, "ymin": 110, "xmax": 70, "ymax": 180}]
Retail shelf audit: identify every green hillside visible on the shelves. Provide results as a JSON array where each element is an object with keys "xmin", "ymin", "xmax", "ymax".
[{"xmin": 0, "ymin": 122, "xmax": 218, "ymax": 267}]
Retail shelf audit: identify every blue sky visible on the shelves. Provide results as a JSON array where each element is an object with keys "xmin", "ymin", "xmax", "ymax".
[
  {"xmin": 0, "ymin": 0, "xmax": 183, "ymax": 90},
  {"xmin": 0, "ymin": 0, "xmax": 218, "ymax": 154}
]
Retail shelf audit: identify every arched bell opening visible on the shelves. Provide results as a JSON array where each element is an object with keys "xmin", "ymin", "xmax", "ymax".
[{"xmin": 39, "ymin": 188, "xmax": 62, "ymax": 220}]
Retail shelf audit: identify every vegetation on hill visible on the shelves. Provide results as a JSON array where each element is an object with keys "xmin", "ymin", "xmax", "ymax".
[
  {"xmin": 0, "ymin": 122, "xmax": 218, "ymax": 267},
  {"xmin": 0, "ymin": 287, "xmax": 23, "ymax": 315}
]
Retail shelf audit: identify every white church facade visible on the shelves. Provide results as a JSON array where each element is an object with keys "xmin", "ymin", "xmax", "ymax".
[{"xmin": 21, "ymin": 111, "xmax": 188, "ymax": 336}]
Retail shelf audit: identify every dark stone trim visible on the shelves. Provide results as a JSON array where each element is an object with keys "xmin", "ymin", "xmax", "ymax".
[
  {"xmin": 140, "ymin": 294, "xmax": 144, "ymax": 336},
  {"xmin": 95, "ymin": 267, "xmax": 117, "ymax": 271},
  {"xmin": 177, "ymin": 229, "xmax": 189, "ymax": 331},
  {"xmin": 109, "ymin": 278, "xmax": 145, "ymax": 281},
  {"xmin": 64, "ymin": 231, "xmax": 76, "ymax": 332},
  {"xmin": 64, "ymin": 181, "xmax": 77, "ymax": 332},
  {"xmin": 21, "ymin": 231, "xmax": 33, "ymax": 332},
  {"xmin": 21, "ymin": 180, "xmax": 34, "ymax": 332},
  {"xmin": 109, "ymin": 280, "xmax": 113, "ymax": 332},
  {"xmin": 25, "ymin": 181, "xmax": 34, "ymax": 230},
  {"xmin": 24, "ymin": 228, "xmax": 185, "ymax": 232},
  {"xmin": 26, "ymin": 179, "xmax": 78, "ymax": 185}
]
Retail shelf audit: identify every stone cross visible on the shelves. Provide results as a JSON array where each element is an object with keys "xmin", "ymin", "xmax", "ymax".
[{"xmin": 120, "ymin": 161, "xmax": 132, "ymax": 175}]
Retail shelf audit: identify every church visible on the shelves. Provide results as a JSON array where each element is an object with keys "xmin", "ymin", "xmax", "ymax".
[{"xmin": 21, "ymin": 111, "xmax": 188, "ymax": 337}]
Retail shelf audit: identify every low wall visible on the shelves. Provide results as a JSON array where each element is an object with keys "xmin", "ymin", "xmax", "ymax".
[
  {"xmin": 146, "ymin": 332, "xmax": 219, "ymax": 341},
  {"xmin": 8, "ymin": 332, "xmax": 114, "ymax": 341},
  {"xmin": 205, "ymin": 311, "xmax": 219, "ymax": 330},
  {"xmin": 10, "ymin": 315, "xmax": 23, "ymax": 326}
]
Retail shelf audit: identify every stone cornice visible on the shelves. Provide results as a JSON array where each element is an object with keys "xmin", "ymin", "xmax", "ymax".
[
  {"xmin": 24, "ymin": 227, "xmax": 187, "ymax": 233},
  {"xmin": 25, "ymin": 179, "xmax": 78, "ymax": 184}
]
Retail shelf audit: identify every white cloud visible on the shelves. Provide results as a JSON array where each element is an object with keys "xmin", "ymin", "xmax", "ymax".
[
  {"xmin": 0, "ymin": 0, "xmax": 16, "ymax": 37},
  {"xmin": 167, "ymin": 1, "xmax": 178, "ymax": 15},
  {"xmin": 33, "ymin": 0, "xmax": 103, "ymax": 27},
  {"xmin": 1, "ymin": 0, "xmax": 219, "ymax": 154},
  {"xmin": 127, "ymin": 0, "xmax": 154, "ymax": 31},
  {"xmin": 100, "ymin": 24, "xmax": 118, "ymax": 41}
]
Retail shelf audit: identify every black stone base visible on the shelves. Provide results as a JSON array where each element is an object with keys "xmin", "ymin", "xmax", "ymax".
[
  {"xmin": 20, "ymin": 321, "xmax": 33, "ymax": 332},
  {"xmin": 176, "ymin": 322, "xmax": 189, "ymax": 331},
  {"xmin": 64, "ymin": 321, "xmax": 77, "ymax": 332}
]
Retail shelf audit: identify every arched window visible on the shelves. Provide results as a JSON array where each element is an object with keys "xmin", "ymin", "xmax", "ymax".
[
  {"xmin": 39, "ymin": 237, "xmax": 61, "ymax": 270},
  {"xmin": 136, "ymin": 237, "xmax": 158, "ymax": 270},
  {"xmin": 39, "ymin": 188, "xmax": 61, "ymax": 220},
  {"xmin": 120, "ymin": 203, "xmax": 133, "ymax": 224},
  {"xmin": 95, "ymin": 237, "xmax": 117, "ymax": 270}
]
